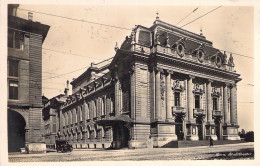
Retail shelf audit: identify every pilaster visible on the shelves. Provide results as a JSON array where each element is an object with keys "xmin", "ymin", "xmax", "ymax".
[
  {"xmin": 166, "ymin": 70, "xmax": 174, "ymax": 121},
  {"xmin": 223, "ymin": 83, "xmax": 230, "ymax": 125},
  {"xmin": 155, "ymin": 67, "xmax": 162, "ymax": 120}
]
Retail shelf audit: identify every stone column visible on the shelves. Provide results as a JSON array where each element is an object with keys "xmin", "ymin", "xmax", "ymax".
[
  {"xmin": 206, "ymin": 79, "xmax": 213, "ymax": 124},
  {"xmin": 114, "ymin": 77, "xmax": 120, "ymax": 116},
  {"xmin": 187, "ymin": 75, "xmax": 194, "ymax": 122},
  {"xmin": 130, "ymin": 66, "xmax": 136, "ymax": 120},
  {"xmin": 155, "ymin": 68, "xmax": 161, "ymax": 120},
  {"xmin": 104, "ymin": 95, "xmax": 106, "ymax": 115},
  {"xmin": 230, "ymin": 84, "xmax": 238, "ymax": 125},
  {"xmin": 166, "ymin": 70, "xmax": 173, "ymax": 121},
  {"xmin": 223, "ymin": 83, "xmax": 230, "ymax": 125}
]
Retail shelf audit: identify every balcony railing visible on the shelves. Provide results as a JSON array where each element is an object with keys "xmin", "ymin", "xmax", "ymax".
[
  {"xmin": 193, "ymin": 108, "xmax": 205, "ymax": 116},
  {"xmin": 172, "ymin": 106, "xmax": 186, "ymax": 114},
  {"xmin": 213, "ymin": 110, "xmax": 222, "ymax": 116}
]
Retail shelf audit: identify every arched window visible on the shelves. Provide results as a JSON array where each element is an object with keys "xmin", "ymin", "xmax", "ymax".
[
  {"xmin": 86, "ymin": 103, "xmax": 90, "ymax": 119},
  {"xmin": 75, "ymin": 108, "xmax": 78, "ymax": 123},
  {"xmin": 102, "ymin": 97, "xmax": 105, "ymax": 115},
  {"xmin": 63, "ymin": 113, "xmax": 66, "ymax": 126},
  {"xmin": 69, "ymin": 111, "xmax": 72, "ymax": 125},
  {"xmin": 111, "ymin": 95, "xmax": 114, "ymax": 114},
  {"xmin": 101, "ymin": 127, "xmax": 105, "ymax": 138},
  {"xmin": 79, "ymin": 106, "xmax": 83, "ymax": 122},
  {"xmin": 94, "ymin": 100, "xmax": 97, "ymax": 117}
]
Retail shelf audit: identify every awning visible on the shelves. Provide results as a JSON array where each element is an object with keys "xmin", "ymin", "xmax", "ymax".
[{"xmin": 96, "ymin": 114, "xmax": 132, "ymax": 126}]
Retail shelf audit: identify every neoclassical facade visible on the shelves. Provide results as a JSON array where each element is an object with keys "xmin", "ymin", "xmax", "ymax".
[{"xmin": 54, "ymin": 17, "xmax": 241, "ymax": 149}]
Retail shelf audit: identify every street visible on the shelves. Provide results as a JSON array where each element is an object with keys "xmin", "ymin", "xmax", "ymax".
[{"xmin": 8, "ymin": 142, "xmax": 254, "ymax": 162}]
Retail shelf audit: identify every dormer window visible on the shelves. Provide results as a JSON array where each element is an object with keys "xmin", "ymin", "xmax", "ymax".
[
  {"xmin": 197, "ymin": 50, "xmax": 204, "ymax": 63},
  {"xmin": 177, "ymin": 44, "xmax": 185, "ymax": 57}
]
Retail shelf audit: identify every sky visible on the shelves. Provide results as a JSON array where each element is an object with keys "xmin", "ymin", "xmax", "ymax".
[{"xmin": 15, "ymin": 5, "xmax": 254, "ymax": 131}]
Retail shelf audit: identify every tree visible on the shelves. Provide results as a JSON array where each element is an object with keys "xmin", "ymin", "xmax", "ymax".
[{"xmin": 245, "ymin": 131, "xmax": 254, "ymax": 142}]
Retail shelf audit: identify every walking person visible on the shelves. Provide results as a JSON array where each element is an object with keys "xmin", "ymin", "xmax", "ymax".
[{"xmin": 209, "ymin": 136, "xmax": 214, "ymax": 147}]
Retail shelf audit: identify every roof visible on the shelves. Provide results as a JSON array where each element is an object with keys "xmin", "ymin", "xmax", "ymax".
[
  {"xmin": 8, "ymin": 15, "xmax": 50, "ymax": 42},
  {"xmin": 70, "ymin": 58, "xmax": 112, "ymax": 86}
]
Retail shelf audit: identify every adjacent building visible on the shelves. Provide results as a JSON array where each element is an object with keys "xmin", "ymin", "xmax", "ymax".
[
  {"xmin": 8, "ymin": 4, "xmax": 50, "ymax": 153},
  {"xmin": 45, "ymin": 16, "xmax": 241, "ymax": 149}
]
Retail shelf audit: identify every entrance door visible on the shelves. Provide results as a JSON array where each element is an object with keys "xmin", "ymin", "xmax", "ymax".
[
  {"xmin": 196, "ymin": 118, "xmax": 203, "ymax": 140},
  {"xmin": 214, "ymin": 120, "xmax": 220, "ymax": 140},
  {"xmin": 8, "ymin": 110, "xmax": 26, "ymax": 152},
  {"xmin": 113, "ymin": 125, "xmax": 129, "ymax": 149},
  {"xmin": 175, "ymin": 116, "xmax": 183, "ymax": 140}
]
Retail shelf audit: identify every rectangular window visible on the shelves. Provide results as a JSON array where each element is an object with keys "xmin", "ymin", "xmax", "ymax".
[
  {"xmin": 195, "ymin": 95, "xmax": 200, "ymax": 108},
  {"xmin": 9, "ymin": 80, "xmax": 18, "ymax": 100},
  {"xmin": 174, "ymin": 92, "xmax": 180, "ymax": 106},
  {"xmin": 8, "ymin": 60, "xmax": 19, "ymax": 77},
  {"xmin": 8, "ymin": 30, "xmax": 24, "ymax": 50},
  {"xmin": 213, "ymin": 98, "xmax": 218, "ymax": 110}
]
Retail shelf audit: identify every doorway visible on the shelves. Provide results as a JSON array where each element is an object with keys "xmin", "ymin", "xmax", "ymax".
[{"xmin": 8, "ymin": 110, "xmax": 26, "ymax": 152}]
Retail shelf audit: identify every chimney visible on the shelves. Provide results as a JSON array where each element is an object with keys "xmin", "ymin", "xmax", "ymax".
[
  {"xmin": 28, "ymin": 12, "xmax": 33, "ymax": 21},
  {"xmin": 64, "ymin": 80, "xmax": 69, "ymax": 96}
]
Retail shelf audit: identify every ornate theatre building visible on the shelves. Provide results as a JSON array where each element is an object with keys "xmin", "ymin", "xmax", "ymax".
[{"xmin": 48, "ymin": 16, "xmax": 241, "ymax": 149}]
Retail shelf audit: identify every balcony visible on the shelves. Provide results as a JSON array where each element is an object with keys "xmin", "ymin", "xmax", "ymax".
[
  {"xmin": 172, "ymin": 106, "xmax": 186, "ymax": 114},
  {"xmin": 213, "ymin": 110, "xmax": 223, "ymax": 117},
  {"xmin": 193, "ymin": 108, "xmax": 205, "ymax": 116}
]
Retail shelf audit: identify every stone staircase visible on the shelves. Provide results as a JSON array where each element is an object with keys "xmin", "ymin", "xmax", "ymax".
[{"xmin": 161, "ymin": 140, "xmax": 245, "ymax": 148}]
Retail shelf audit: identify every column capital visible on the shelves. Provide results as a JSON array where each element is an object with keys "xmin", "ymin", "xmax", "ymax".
[
  {"xmin": 223, "ymin": 82, "xmax": 230, "ymax": 87},
  {"xmin": 188, "ymin": 75, "xmax": 195, "ymax": 79},
  {"xmin": 165, "ymin": 69, "xmax": 174, "ymax": 75},
  {"xmin": 128, "ymin": 65, "xmax": 135, "ymax": 74},
  {"xmin": 154, "ymin": 67, "xmax": 164, "ymax": 73},
  {"xmin": 207, "ymin": 79, "xmax": 213, "ymax": 83},
  {"xmin": 230, "ymin": 83, "xmax": 237, "ymax": 88}
]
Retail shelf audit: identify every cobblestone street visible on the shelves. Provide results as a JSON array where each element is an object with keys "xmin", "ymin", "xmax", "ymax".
[{"xmin": 8, "ymin": 142, "xmax": 254, "ymax": 162}]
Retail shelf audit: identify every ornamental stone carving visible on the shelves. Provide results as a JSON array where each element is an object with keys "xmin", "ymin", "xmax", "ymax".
[
  {"xmin": 193, "ymin": 83, "xmax": 204, "ymax": 94},
  {"xmin": 228, "ymin": 53, "xmax": 235, "ymax": 67},
  {"xmin": 212, "ymin": 87, "xmax": 221, "ymax": 97},
  {"xmin": 172, "ymin": 80, "xmax": 184, "ymax": 92},
  {"xmin": 160, "ymin": 73, "xmax": 165, "ymax": 105}
]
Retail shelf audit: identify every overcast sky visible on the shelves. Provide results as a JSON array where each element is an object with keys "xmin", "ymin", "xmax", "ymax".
[{"xmin": 15, "ymin": 5, "xmax": 254, "ymax": 131}]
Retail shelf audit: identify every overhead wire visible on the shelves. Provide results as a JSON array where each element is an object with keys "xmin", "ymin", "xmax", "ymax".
[
  {"xmin": 17, "ymin": 8, "xmax": 131, "ymax": 31},
  {"xmin": 181, "ymin": 6, "xmax": 222, "ymax": 28},
  {"xmin": 10, "ymin": 7, "xmax": 254, "ymax": 92},
  {"xmin": 176, "ymin": 6, "xmax": 199, "ymax": 25}
]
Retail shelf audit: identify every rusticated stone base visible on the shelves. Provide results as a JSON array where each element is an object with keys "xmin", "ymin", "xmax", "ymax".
[
  {"xmin": 128, "ymin": 140, "xmax": 148, "ymax": 149},
  {"xmin": 151, "ymin": 123, "xmax": 178, "ymax": 147},
  {"xmin": 206, "ymin": 135, "xmax": 218, "ymax": 140},
  {"xmin": 223, "ymin": 126, "xmax": 240, "ymax": 140},
  {"xmin": 26, "ymin": 143, "xmax": 46, "ymax": 154}
]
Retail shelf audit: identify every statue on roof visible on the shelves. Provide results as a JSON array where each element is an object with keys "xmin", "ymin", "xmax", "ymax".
[
  {"xmin": 165, "ymin": 33, "xmax": 170, "ymax": 47},
  {"xmin": 155, "ymin": 32, "xmax": 160, "ymax": 45},
  {"xmin": 114, "ymin": 42, "xmax": 119, "ymax": 52},
  {"xmin": 223, "ymin": 51, "xmax": 227, "ymax": 64},
  {"xmin": 228, "ymin": 53, "xmax": 235, "ymax": 67},
  {"xmin": 131, "ymin": 28, "xmax": 136, "ymax": 44}
]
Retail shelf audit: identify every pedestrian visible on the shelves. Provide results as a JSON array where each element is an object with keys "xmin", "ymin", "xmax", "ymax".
[{"xmin": 209, "ymin": 136, "xmax": 214, "ymax": 147}]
